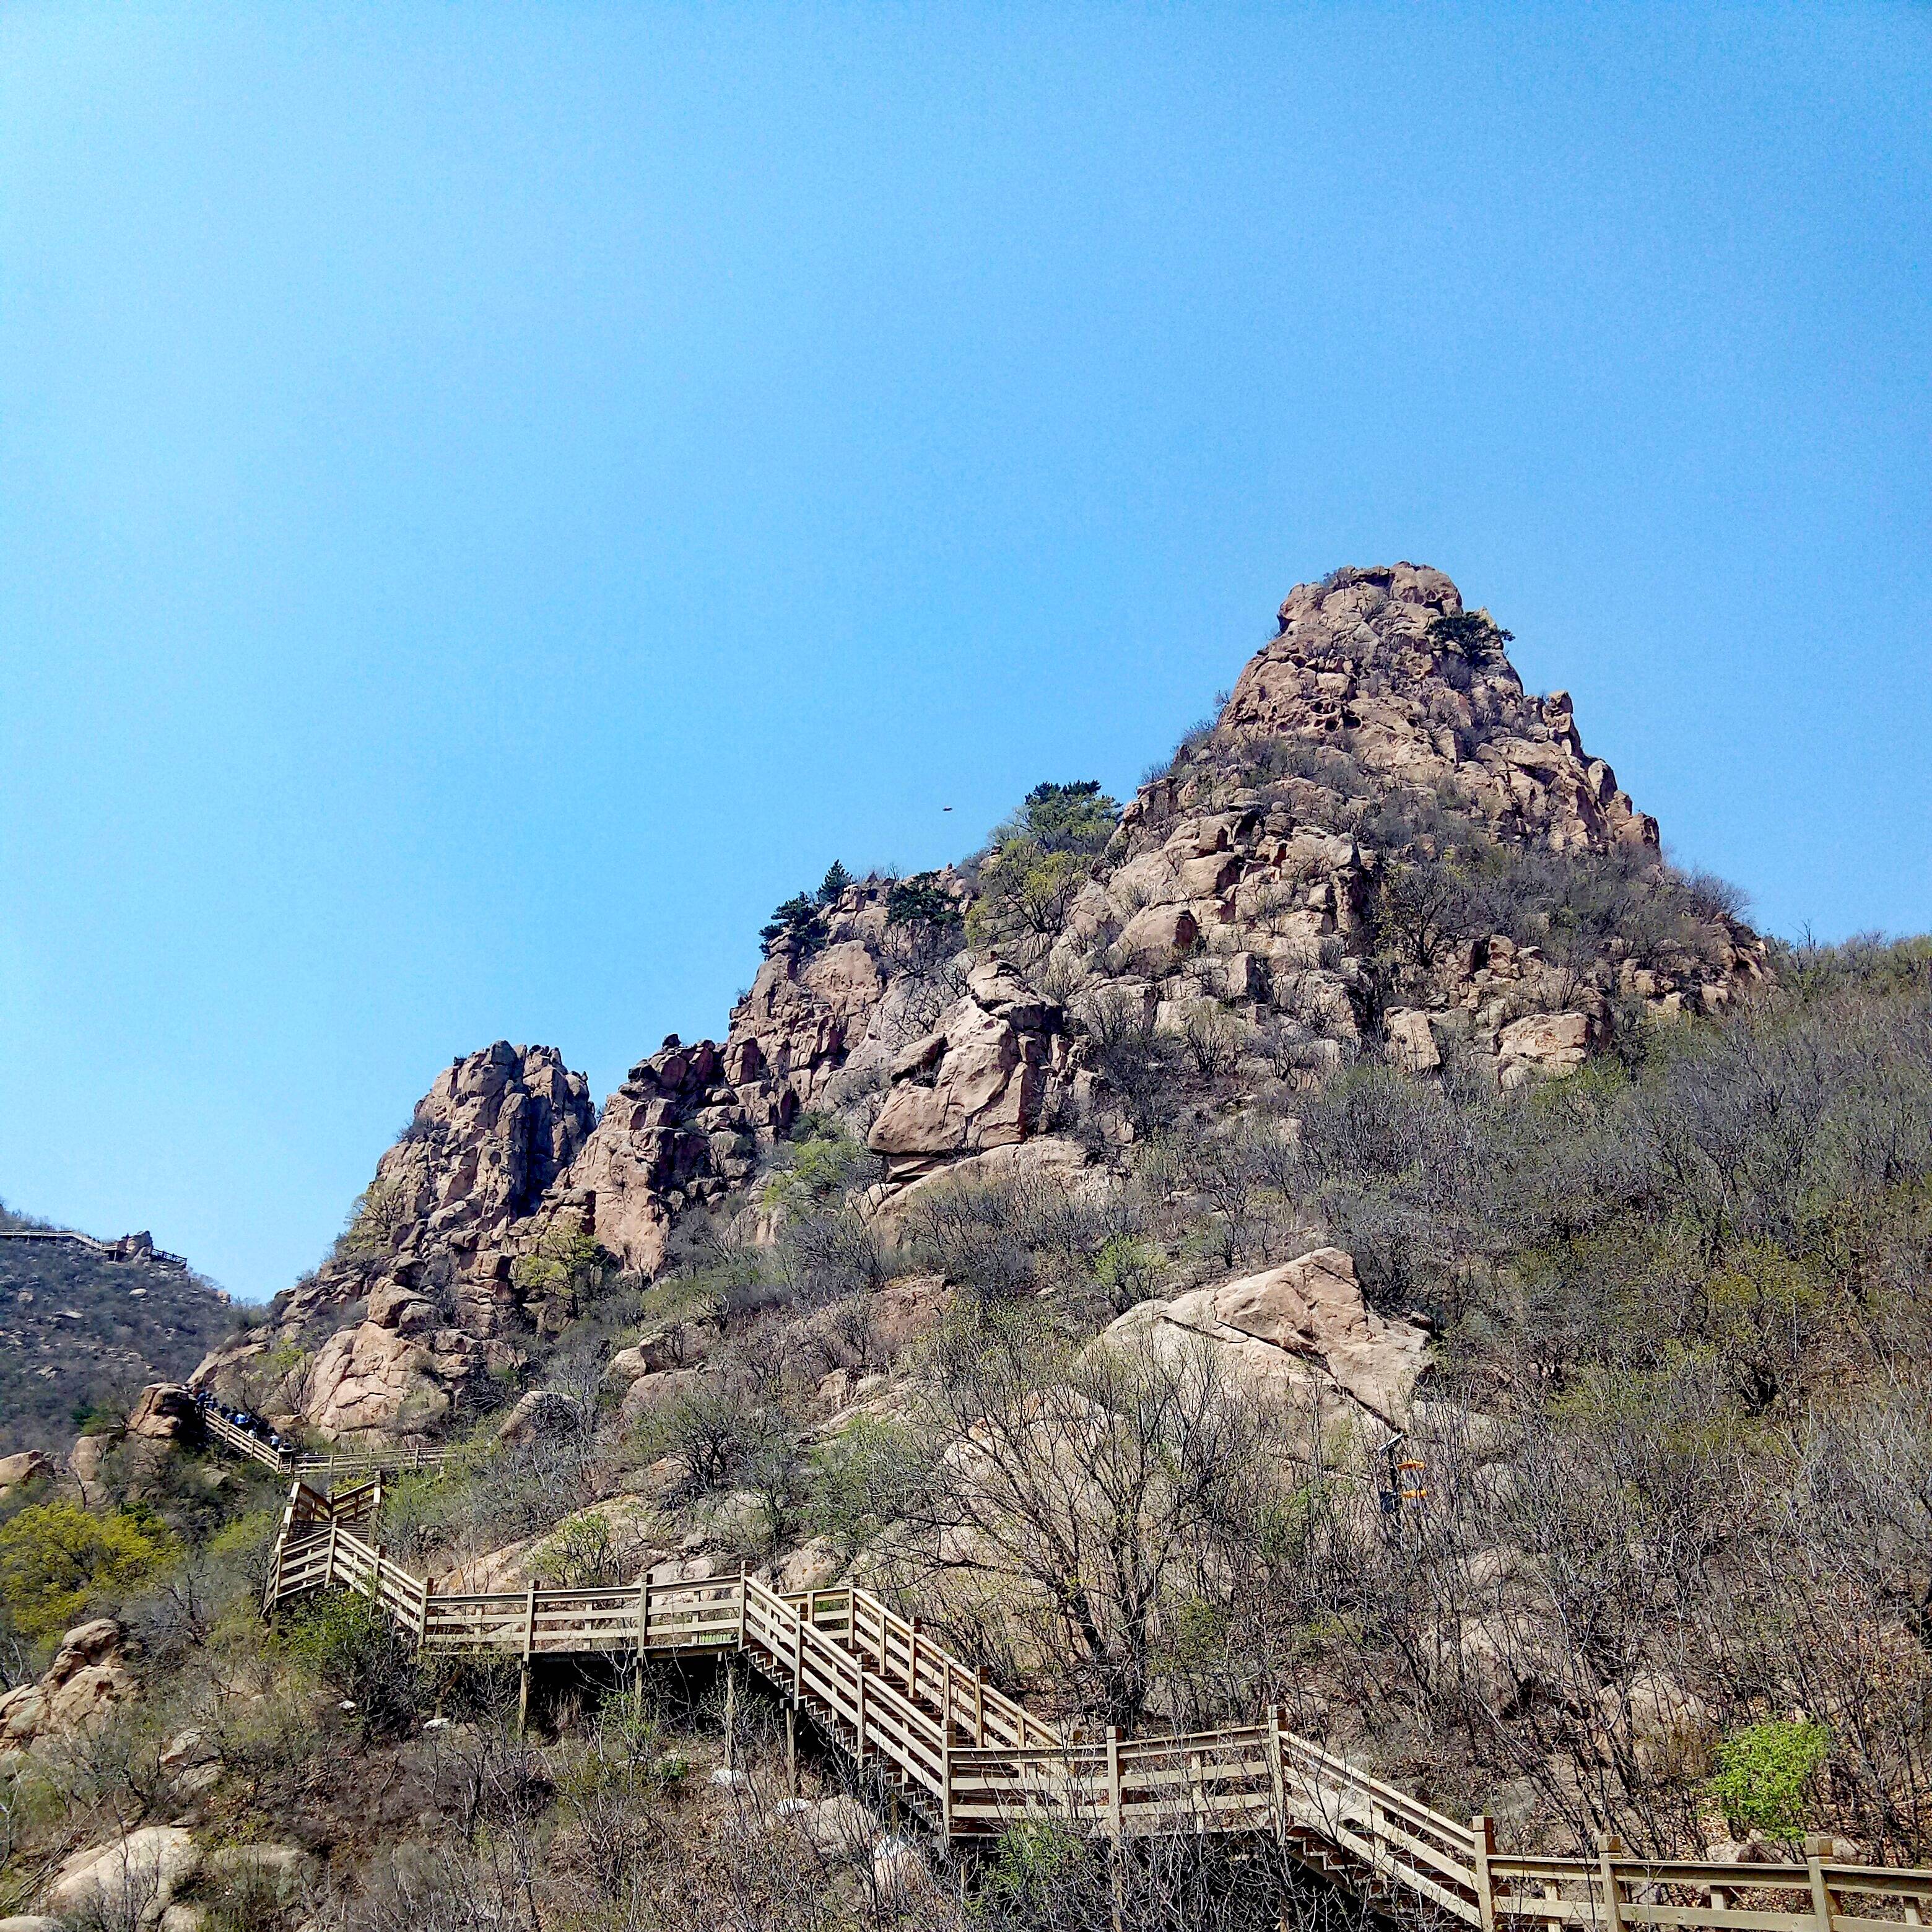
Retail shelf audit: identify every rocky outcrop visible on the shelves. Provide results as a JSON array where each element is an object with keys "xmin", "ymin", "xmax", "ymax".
[
  {"xmin": 300, "ymin": 1316, "xmax": 494, "ymax": 1442},
  {"xmin": 198, "ymin": 564, "xmax": 1765, "ymax": 1439},
  {"xmin": 1109, "ymin": 1247, "xmax": 1430, "ymax": 1425},
  {"xmin": 45, "ymin": 1827, "xmax": 198, "ymax": 1928},
  {"xmin": 1044, "ymin": 566, "xmax": 1764, "ymax": 1106},
  {"xmin": 194, "ymin": 1042, "xmax": 589, "ymax": 1432},
  {"xmin": 0, "ymin": 1450, "xmax": 53, "ymax": 1497},
  {"xmin": 126, "ymin": 1382, "xmax": 199, "ymax": 1442},
  {"xmin": 546, "ymin": 876, "xmax": 976, "ymax": 1267},
  {"xmin": 1226, "ymin": 565, "xmax": 1656, "ymax": 853},
  {"xmin": 867, "ymin": 960, "xmax": 1073, "ymax": 1182},
  {"xmin": 0, "ymin": 1618, "xmax": 136, "ymax": 1760},
  {"xmin": 549, "ymin": 1035, "xmax": 762, "ymax": 1275}
]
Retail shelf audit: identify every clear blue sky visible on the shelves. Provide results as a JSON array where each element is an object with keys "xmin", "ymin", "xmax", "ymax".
[{"xmin": 3, "ymin": 6, "xmax": 1928, "ymax": 1302}]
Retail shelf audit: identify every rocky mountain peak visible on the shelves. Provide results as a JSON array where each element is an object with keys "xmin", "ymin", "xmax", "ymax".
[
  {"xmin": 198, "ymin": 564, "xmax": 1767, "ymax": 1445},
  {"xmin": 1219, "ymin": 562, "xmax": 1658, "ymax": 853}
]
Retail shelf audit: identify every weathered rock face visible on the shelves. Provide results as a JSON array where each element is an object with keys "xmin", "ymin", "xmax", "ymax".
[
  {"xmin": 125, "ymin": 1383, "xmax": 199, "ymax": 1442},
  {"xmin": 0, "ymin": 1618, "xmax": 136, "ymax": 1760},
  {"xmin": 1226, "ymin": 565, "xmax": 1656, "ymax": 853},
  {"xmin": 45, "ymin": 1826, "xmax": 198, "ymax": 1928},
  {"xmin": 300, "ymin": 1318, "xmax": 494, "ymax": 1442},
  {"xmin": 552, "ymin": 1034, "xmax": 762, "ymax": 1275},
  {"xmin": 549, "ymin": 875, "xmax": 976, "ymax": 1266},
  {"xmin": 372, "ymin": 1042, "xmax": 594, "ymax": 1262},
  {"xmin": 194, "ymin": 1041, "xmax": 590, "ymax": 1434},
  {"xmin": 1109, "ymin": 1247, "xmax": 1431, "ymax": 1425},
  {"xmin": 1046, "ymin": 565, "xmax": 1764, "ymax": 1100},
  {"xmin": 205, "ymin": 564, "xmax": 1767, "ymax": 1440},
  {"xmin": 867, "ymin": 960, "xmax": 1072, "ymax": 1182},
  {"xmin": 0, "ymin": 1450, "xmax": 53, "ymax": 1497}
]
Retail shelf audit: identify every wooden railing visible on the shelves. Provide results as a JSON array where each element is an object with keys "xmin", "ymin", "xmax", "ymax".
[
  {"xmin": 261, "ymin": 1481, "xmax": 1932, "ymax": 1926},
  {"xmin": 202, "ymin": 1408, "xmax": 453, "ymax": 1481}
]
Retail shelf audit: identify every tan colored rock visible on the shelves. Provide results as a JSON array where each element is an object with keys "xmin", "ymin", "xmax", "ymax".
[
  {"xmin": 0, "ymin": 1450, "xmax": 53, "ymax": 1495},
  {"xmin": 1385, "ymin": 1009, "xmax": 1441, "ymax": 1075},
  {"xmin": 202, "ymin": 1843, "xmax": 318, "ymax": 1899},
  {"xmin": 868, "ymin": 978, "xmax": 1064, "ymax": 1183},
  {"xmin": 1118, "ymin": 903, "xmax": 1199, "ymax": 965},
  {"xmin": 303, "ymin": 1319, "xmax": 479, "ymax": 1440},
  {"xmin": 774, "ymin": 1793, "xmax": 875, "ymax": 1857},
  {"xmin": 1497, "ymin": 1010, "xmax": 1592, "ymax": 1086},
  {"xmin": 69, "ymin": 1432, "xmax": 114, "ymax": 1493},
  {"xmin": 126, "ymin": 1383, "xmax": 198, "ymax": 1442},
  {"xmin": 1111, "ymin": 1248, "xmax": 1429, "ymax": 1424},
  {"xmin": 46, "ymin": 1827, "xmax": 198, "ymax": 1926},
  {"xmin": 769, "ymin": 1536, "xmax": 842, "ymax": 1594},
  {"xmin": 1175, "ymin": 853, "xmax": 1239, "ymax": 899},
  {"xmin": 1604, "ymin": 1670, "xmax": 1716, "ymax": 1778},
  {"xmin": 620, "ymin": 1365, "xmax": 714, "ymax": 1427},
  {"xmin": 0, "ymin": 1617, "xmax": 136, "ymax": 1752}
]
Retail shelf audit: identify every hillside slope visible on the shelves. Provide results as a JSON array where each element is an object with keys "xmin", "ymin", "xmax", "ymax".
[
  {"xmin": 0, "ymin": 1204, "xmax": 235, "ymax": 1454},
  {"xmin": 7, "ymin": 566, "xmax": 1932, "ymax": 1927}
]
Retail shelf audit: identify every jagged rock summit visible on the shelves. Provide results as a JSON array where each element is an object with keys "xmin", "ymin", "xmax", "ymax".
[
  {"xmin": 193, "ymin": 564, "xmax": 1765, "ymax": 1443},
  {"xmin": 1229, "ymin": 564, "xmax": 1657, "ymax": 852}
]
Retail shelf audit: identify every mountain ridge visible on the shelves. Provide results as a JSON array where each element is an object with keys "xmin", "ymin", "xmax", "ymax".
[{"xmin": 192, "ymin": 563, "xmax": 1765, "ymax": 1445}]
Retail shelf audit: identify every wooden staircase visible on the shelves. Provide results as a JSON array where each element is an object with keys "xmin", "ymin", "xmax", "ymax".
[{"xmin": 259, "ymin": 1474, "xmax": 1932, "ymax": 1931}]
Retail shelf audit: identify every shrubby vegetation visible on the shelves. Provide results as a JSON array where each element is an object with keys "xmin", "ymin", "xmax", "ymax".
[
  {"xmin": 0, "ymin": 1498, "xmax": 175, "ymax": 1642},
  {"xmin": 967, "ymin": 781, "xmax": 1120, "ymax": 958}
]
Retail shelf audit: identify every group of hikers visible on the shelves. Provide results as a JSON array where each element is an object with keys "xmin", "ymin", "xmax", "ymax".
[{"xmin": 193, "ymin": 1386, "xmax": 292, "ymax": 1458}]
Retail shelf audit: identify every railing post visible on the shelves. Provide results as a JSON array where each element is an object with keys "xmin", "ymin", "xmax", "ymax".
[
  {"xmin": 736, "ymin": 1567, "xmax": 748, "ymax": 1652},
  {"xmin": 518, "ymin": 1584, "xmax": 536, "ymax": 1739},
  {"xmin": 636, "ymin": 1575, "xmax": 649, "ymax": 1661},
  {"xmin": 326, "ymin": 1520, "xmax": 338, "ymax": 1588},
  {"xmin": 1598, "ymin": 1837, "xmax": 1624, "ymax": 1932},
  {"xmin": 974, "ymin": 1668, "xmax": 985, "ymax": 1746},
  {"xmin": 1268, "ymin": 1707, "xmax": 1287, "ymax": 1842},
  {"xmin": 856, "ymin": 1654, "xmax": 868, "ymax": 1760},
  {"xmin": 1804, "ymin": 1836, "xmax": 1836, "ymax": 1932},
  {"xmin": 1107, "ymin": 1726, "xmax": 1123, "ymax": 1842},
  {"xmin": 1472, "ymin": 1815, "xmax": 1497, "ymax": 1932},
  {"xmin": 907, "ymin": 1616, "xmax": 919, "ymax": 1697}
]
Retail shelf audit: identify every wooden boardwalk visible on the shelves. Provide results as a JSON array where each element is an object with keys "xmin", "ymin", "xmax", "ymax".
[
  {"xmin": 261, "ymin": 1475, "xmax": 1932, "ymax": 1928},
  {"xmin": 201, "ymin": 1408, "xmax": 453, "ymax": 1482}
]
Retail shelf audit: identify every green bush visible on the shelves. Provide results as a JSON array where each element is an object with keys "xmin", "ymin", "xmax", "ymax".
[
  {"xmin": 274, "ymin": 1588, "xmax": 419, "ymax": 1738},
  {"xmin": 808, "ymin": 1414, "xmax": 929, "ymax": 1552},
  {"xmin": 1707, "ymin": 1720, "xmax": 1828, "ymax": 1840},
  {"xmin": 0, "ymin": 1500, "xmax": 176, "ymax": 1641}
]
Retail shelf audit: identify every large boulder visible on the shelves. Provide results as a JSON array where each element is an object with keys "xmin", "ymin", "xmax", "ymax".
[
  {"xmin": 126, "ymin": 1383, "xmax": 199, "ymax": 1442},
  {"xmin": 0, "ymin": 1618, "xmax": 136, "ymax": 1754},
  {"xmin": 1498, "ymin": 1010, "xmax": 1593, "ymax": 1087},
  {"xmin": 302, "ymin": 1319, "xmax": 484, "ymax": 1440},
  {"xmin": 868, "ymin": 967, "xmax": 1067, "ymax": 1183},
  {"xmin": 1108, "ymin": 1247, "xmax": 1430, "ymax": 1425},
  {"xmin": 46, "ymin": 1829, "xmax": 199, "ymax": 1928},
  {"xmin": 0, "ymin": 1450, "xmax": 53, "ymax": 1497}
]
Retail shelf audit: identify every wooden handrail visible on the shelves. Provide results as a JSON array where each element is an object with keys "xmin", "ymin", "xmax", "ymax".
[
  {"xmin": 198, "ymin": 1411, "xmax": 454, "ymax": 1482},
  {"xmin": 258, "ymin": 1479, "xmax": 1932, "ymax": 1925}
]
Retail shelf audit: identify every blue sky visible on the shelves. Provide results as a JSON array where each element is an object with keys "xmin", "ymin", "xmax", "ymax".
[{"xmin": 2, "ymin": 4, "xmax": 1928, "ymax": 1302}]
